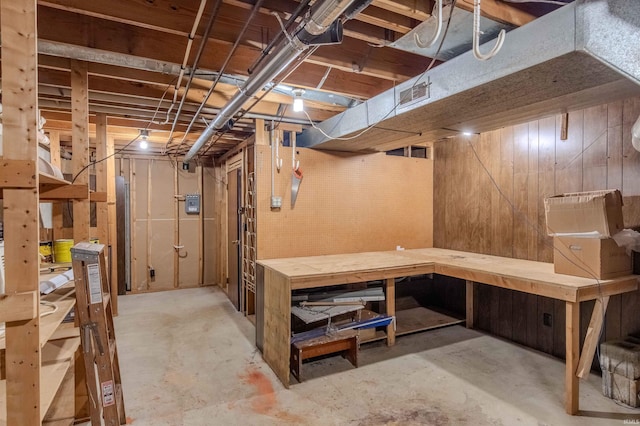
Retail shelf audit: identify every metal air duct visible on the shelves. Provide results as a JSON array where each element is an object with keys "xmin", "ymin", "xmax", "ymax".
[
  {"xmin": 297, "ymin": 0, "xmax": 640, "ymax": 152},
  {"xmin": 184, "ymin": 0, "xmax": 366, "ymax": 163}
]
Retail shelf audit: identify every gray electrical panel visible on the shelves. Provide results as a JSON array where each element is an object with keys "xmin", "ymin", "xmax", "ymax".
[{"xmin": 185, "ymin": 194, "xmax": 200, "ymax": 214}]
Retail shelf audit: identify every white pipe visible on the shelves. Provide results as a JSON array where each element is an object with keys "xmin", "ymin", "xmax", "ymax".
[
  {"xmin": 472, "ymin": 0, "xmax": 505, "ymax": 61},
  {"xmin": 414, "ymin": 0, "xmax": 442, "ymax": 49},
  {"xmin": 270, "ymin": 124, "xmax": 275, "ymax": 199},
  {"xmin": 292, "ymin": 133, "xmax": 299, "ymax": 171},
  {"xmin": 275, "ymin": 131, "xmax": 282, "ymax": 171}
]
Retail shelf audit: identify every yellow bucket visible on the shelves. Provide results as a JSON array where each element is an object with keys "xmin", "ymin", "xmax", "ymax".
[
  {"xmin": 53, "ymin": 239, "xmax": 74, "ymax": 263},
  {"xmin": 39, "ymin": 241, "xmax": 53, "ymax": 263},
  {"xmin": 90, "ymin": 238, "xmax": 99, "ymax": 244}
]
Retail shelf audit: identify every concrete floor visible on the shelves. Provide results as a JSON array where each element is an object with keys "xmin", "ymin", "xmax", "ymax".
[{"xmin": 114, "ymin": 286, "xmax": 640, "ymax": 425}]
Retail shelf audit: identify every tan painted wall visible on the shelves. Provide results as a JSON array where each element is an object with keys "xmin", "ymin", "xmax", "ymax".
[{"xmin": 256, "ymin": 145, "xmax": 434, "ymax": 260}]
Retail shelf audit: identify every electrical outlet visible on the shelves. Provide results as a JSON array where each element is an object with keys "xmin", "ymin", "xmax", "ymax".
[
  {"xmin": 543, "ymin": 312, "xmax": 553, "ymax": 327},
  {"xmin": 149, "ymin": 267, "xmax": 155, "ymax": 280}
]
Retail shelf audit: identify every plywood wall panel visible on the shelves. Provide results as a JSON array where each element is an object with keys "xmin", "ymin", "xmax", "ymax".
[
  {"xmin": 256, "ymin": 146, "xmax": 433, "ymax": 260},
  {"xmin": 179, "ymin": 219, "xmax": 200, "ymax": 286},
  {"xmin": 149, "ymin": 219, "xmax": 175, "ymax": 290},
  {"xmin": 433, "ymin": 95, "xmax": 640, "ymax": 362}
]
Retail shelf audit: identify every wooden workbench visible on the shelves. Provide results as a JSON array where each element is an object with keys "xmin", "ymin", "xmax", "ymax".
[{"xmin": 256, "ymin": 248, "xmax": 639, "ymax": 415}]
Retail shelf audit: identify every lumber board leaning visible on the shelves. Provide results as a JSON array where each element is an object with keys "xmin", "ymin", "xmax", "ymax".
[
  {"xmin": 576, "ymin": 296, "xmax": 610, "ymax": 379},
  {"xmin": 2, "ymin": 0, "xmax": 42, "ymax": 423},
  {"xmin": 261, "ymin": 267, "xmax": 292, "ymax": 388}
]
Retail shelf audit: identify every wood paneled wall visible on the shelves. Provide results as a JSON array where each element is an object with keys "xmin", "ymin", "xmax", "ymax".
[
  {"xmin": 433, "ymin": 97, "xmax": 640, "ymax": 360},
  {"xmin": 256, "ymin": 145, "xmax": 434, "ymax": 260}
]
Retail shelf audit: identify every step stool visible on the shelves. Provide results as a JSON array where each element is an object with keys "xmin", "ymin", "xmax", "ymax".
[
  {"xmin": 600, "ymin": 336, "xmax": 640, "ymax": 408},
  {"xmin": 290, "ymin": 330, "xmax": 358, "ymax": 382}
]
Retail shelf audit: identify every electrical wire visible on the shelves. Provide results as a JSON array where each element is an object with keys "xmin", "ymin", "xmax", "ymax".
[
  {"xmin": 301, "ymin": 0, "xmax": 458, "ymax": 142},
  {"xmin": 71, "ymin": 79, "xmax": 176, "ymax": 184},
  {"xmin": 40, "ymin": 300, "xmax": 58, "ymax": 318}
]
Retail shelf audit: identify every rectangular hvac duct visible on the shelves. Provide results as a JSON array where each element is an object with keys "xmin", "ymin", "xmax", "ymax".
[{"xmin": 297, "ymin": 0, "xmax": 640, "ymax": 152}]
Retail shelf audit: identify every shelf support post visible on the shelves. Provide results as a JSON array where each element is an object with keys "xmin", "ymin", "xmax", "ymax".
[{"xmin": 1, "ymin": 0, "xmax": 42, "ymax": 424}]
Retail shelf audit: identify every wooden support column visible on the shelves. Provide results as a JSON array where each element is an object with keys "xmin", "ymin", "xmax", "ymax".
[
  {"xmin": 71, "ymin": 60, "xmax": 90, "ymax": 243},
  {"xmin": 2, "ymin": 0, "xmax": 41, "ymax": 424},
  {"xmin": 576, "ymin": 296, "xmax": 610, "ymax": 378},
  {"xmin": 106, "ymin": 136, "xmax": 118, "ymax": 313},
  {"xmin": 254, "ymin": 118, "xmax": 266, "ymax": 145},
  {"xmin": 49, "ymin": 131, "xmax": 65, "ymax": 240},
  {"xmin": 466, "ymin": 280, "xmax": 474, "ymax": 328},
  {"xmin": 146, "ymin": 159, "xmax": 152, "ymax": 291},
  {"xmin": 198, "ymin": 165, "xmax": 204, "ymax": 286},
  {"xmin": 385, "ymin": 278, "xmax": 396, "ymax": 346},
  {"xmin": 565, "ymin": 301, "xmax": 580, "ymax": 415},
  {"xmin": 174, "ymin": 162, "xmax": 180, "ymax": 288},
  {"xmin": 95, "ymin": 114, "xmax": 109, "ymax": 248},
  {"xmin": 130, "ymin": 160, "xmax": 138, "ymax": 291}
]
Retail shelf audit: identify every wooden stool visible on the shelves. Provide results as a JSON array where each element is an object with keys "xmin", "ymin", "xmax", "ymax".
[{"xmin": 290, "ymin": 330, "xmax": 359, "ymax": 382}]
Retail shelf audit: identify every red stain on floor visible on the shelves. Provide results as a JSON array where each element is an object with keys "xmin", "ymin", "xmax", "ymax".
[
  {"xmin": 126, "ymin": 417, "xmax": 135, "ymax": 424},
  {"xmin": 240, "ymin": 367, "xmax": 277, "ymax": 414}
]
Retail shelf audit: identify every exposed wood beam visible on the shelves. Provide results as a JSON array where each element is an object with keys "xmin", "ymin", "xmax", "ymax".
[
  {"xmin": 372, "ymin": 0, "xmax": 431, "ymax": 20},
  {"xmin": 36, "ymin": 6, "xmax": 419, "ymax": 87},
  {"xmin": 457, "ymin": 0, "xmax": 536, "ymax": 26}
]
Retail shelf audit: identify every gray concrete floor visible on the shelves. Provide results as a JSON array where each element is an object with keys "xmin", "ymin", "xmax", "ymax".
[{"xmin": 114, "ymin": 286, "xmax": 640, "ymax": 425}]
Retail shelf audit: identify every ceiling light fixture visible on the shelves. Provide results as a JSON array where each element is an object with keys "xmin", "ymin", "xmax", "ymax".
[
  {"xmin": 292, "ymin": 88, "xmax": 305, "ymax": 112},
  {"xmin": 139, "ymin": 129, "xmax": 149, "ymax": 150},
  {"xmin": 462, "ymin": 131, "xmax": 473, "ymax": 136}
]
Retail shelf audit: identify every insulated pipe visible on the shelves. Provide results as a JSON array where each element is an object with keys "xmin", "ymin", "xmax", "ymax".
[
  {"xmin": 247, "ymin": 0, "xmax": 313, "ymax": 75},
  {"xmin": 184, "ymin": 0, "xmax": 360, "ymax": 163}
]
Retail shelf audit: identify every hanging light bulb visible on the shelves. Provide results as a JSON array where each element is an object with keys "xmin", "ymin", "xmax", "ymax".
[
  {"xmin": 139, "ymin": 129, "xmax": 149, "ymax": 150},
  {"xmin": 292, "ymin": 88, "xmax": 305, "ymax": 112}
]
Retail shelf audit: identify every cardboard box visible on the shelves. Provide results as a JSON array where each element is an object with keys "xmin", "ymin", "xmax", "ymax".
[
  {"xmin": 544, "ymin": 190, "xmax": 624, "ymax": 237},
  {"xmin": 553, "ymin": 237, "xmax": 632, "ymax": 279},
  {"xmin": 602, "ymin": 370, "xmax": 640, "ymax": 408}
]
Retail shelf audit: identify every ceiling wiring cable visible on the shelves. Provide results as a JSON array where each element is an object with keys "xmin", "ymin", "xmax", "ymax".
[
  {"xmin": 71, "ymin": 78, "xmax": 176, "ymax": 184},
  {"xmin": 199, "ymin": 46, "xmax": 318, "ymax": 157},
  {"xmin": 301, "ymin": 0, "xmax": 458, "ymax": 142},
  {"xmin": 167, "ymin": 0, "xmax": 224, "ymax": 144},
  {"xmin": 174, "ymin": 0, "xmax": 267, "ymax": 154}
]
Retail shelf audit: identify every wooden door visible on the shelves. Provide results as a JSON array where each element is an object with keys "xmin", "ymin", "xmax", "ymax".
[{"xmin": 227, "ymin": 169, "xmax": 241, "ymax": 310}]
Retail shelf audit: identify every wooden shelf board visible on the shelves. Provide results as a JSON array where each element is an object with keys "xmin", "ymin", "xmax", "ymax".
[
  {"xmin": 39, "ymin": 298, "xmax": 76, "ymax": 348},
  {"xmin": 42, "ymin": 337, "xmax": 80, "ymax": 366},
  {"xmin": 40, "ymin": 358, "xmax": 73, "ymax": 422},
  {"xmin": 0, "ymin": 285, "xmax": 75, "ymax": 352},
  {"xmin": 395, "ymin": 306, "xmax": 465, "ymax": 336},
  {"xmin": 39, "ymin": 172, "xmax": 69, "ymax": 187},
  {"xmin": 49, "ymin": 323, "xmax": 80, "ymax": 341}
]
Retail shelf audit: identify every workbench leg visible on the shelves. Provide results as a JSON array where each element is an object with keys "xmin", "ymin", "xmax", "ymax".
[
  {"xmin": 466, "ymin": 280, "xmax": 474, "ymax": 329},
  {"xmin": 565, "ymin": 301, "xmax": 580, "ymax": 415},
  {"xmin": 385, "ymin": 278, "xmax": 396, "ymax": 346},
  {"xmin": 576, "ymin": 297, "xmax": 609, "ymax": 378}
]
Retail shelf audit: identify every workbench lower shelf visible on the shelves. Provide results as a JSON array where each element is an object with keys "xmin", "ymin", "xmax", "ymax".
[{"xmin": 395, "ymin": 307, "xmax": 465, "ymax": 336}]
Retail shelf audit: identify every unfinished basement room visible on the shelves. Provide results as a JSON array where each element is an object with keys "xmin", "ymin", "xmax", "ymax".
[{"xmin": 2, "ymin": 0, "xmax": 640, "ymax": 424}]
